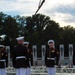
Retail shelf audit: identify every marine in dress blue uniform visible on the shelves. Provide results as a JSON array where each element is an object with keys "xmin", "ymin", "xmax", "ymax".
[
  {"xmin": 45, "ymin": 40, "xmax": 59, "ymax": 75},
  {"xmin": 0, "ymin": 45, "xmax": 8, "ymax": 75},
  {"xmin": 12, "ymin": 37, "xmax": 28, "ymax": 75},
  {"xmin": 23, "ymin": 41, "xmax": 32, "ymax": 75}
]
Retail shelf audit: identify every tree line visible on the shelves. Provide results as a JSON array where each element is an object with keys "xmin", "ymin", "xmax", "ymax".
[{"xmin": 0, "ymin": 12, "xmax": 75, "ymax": 57}]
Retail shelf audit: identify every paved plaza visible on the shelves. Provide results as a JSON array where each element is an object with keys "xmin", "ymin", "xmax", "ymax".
[{"xmin": 6, "ymin": 66, "xmax": 75, "ymax": 75}]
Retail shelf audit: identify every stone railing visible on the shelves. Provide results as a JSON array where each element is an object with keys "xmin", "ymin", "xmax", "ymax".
[{"xmin": 6, "ymin": 66, "xmax": 75, "ymax": 75}]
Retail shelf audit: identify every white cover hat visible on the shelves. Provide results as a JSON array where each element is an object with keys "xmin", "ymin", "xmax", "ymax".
[
  {"xmin": 48, "ymin": 40, "xmax": 55, "ymax": 44},
  {"xmin": 0, "ymin": 45, "xmax": 5, "ymax": 48},
  {"xmin": 23, "ymin": 41, "xmax": 29, "ymax": 45},
  {"xmin": 16, "ymin": 36, "xmax": 24, "ymax": 41}
]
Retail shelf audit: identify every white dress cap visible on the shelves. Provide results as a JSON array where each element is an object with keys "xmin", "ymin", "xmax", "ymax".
[
  {"xmin": 16, "ymin": 36, "xmax": 24, "ymax": 41},
  {"xmin": 0, "ymin": 45, "xmax": 5, "ymax": 48},
  {"xmin": 48, "ymin": 40, "xmax": 55, "ymax": 44},
  {"xmin": 23, "ymin": 41, "xmax": 29, "ymax": 45}
]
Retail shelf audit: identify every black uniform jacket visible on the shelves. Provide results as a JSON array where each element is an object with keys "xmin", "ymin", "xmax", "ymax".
[
  {"xmin": 45, "ymin": 48, "xmax": 59, "ymax": 67},
  {"xmin": 12, "ymin": 44, "xmax": 28, "ymax": 68},
  {"xmin": 27, "ymin": 48, "xmax": 33, "ymax": 67},
  {"xmin": 0, "ymin": 51, "xmax": 8, "ymax": 68}
]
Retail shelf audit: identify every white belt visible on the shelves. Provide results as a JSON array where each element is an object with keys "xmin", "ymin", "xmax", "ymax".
[
  {"xmin": 47, "ymin": 58, "xmax": 55, "ymax": 60},
  {"xmin": 16, "ymin": 56, "xmax": 26, "ymax": 59},
  {"xmin": 0, "ymin": 59, "xmax": 6, "ymax": 62}
]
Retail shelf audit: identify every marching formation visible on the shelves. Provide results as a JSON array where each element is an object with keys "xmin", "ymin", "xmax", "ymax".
[{"xmin": 1, "ymin": 36, "xmax": 75, "ymax": 75}]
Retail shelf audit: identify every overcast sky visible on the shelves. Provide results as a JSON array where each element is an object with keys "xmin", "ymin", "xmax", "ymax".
[{"xmin": 0, "ymin": 0, "xmax": 75, "ymax": 27}]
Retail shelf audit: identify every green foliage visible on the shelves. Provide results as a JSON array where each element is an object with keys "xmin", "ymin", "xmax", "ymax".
[{"xmin": 0, "ymin": 12, "xmax": 75, "ymax": 56}]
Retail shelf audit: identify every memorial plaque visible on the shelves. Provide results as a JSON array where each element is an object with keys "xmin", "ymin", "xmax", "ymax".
[
  {"xmin": 59, "ymin": 44, "xmax": 64, "ymax": 60},
  {"xmin": 41, "ymin": 45, "xmax": 46, "ymax": 65},
  {"xmin": 69, "ymin": 44, "xmax": 73, "ymax": 61},
  {"xmin": 59, "ymin": 44, "xmax": 64, "ymax": 65},
  {"xmin": 32, "ymin": 45, "xmax": 37, "ymax": 65},
  {"xmin": 6, "ymin": 46, "xmax": 10, "ymax": 66}
]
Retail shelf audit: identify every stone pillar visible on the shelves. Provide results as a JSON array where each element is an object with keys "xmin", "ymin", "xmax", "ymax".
[
  {"xmin": 41, "ymin": 45, "xmax": 46, "ymax": 65},
  {"xmin": 6, "ymin": 46, "xmax": 11, "ymax": 67},
  {"xmin": 59, "ymin": 44, "xmax": 64, "ymax": 65},
  {"xmin": 32, "ymin": 45, "xmax": 37, "ymax": 66},
  {"xmin": 69, "ymin": 44, "xmax": 73, "ymax": 65}
]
